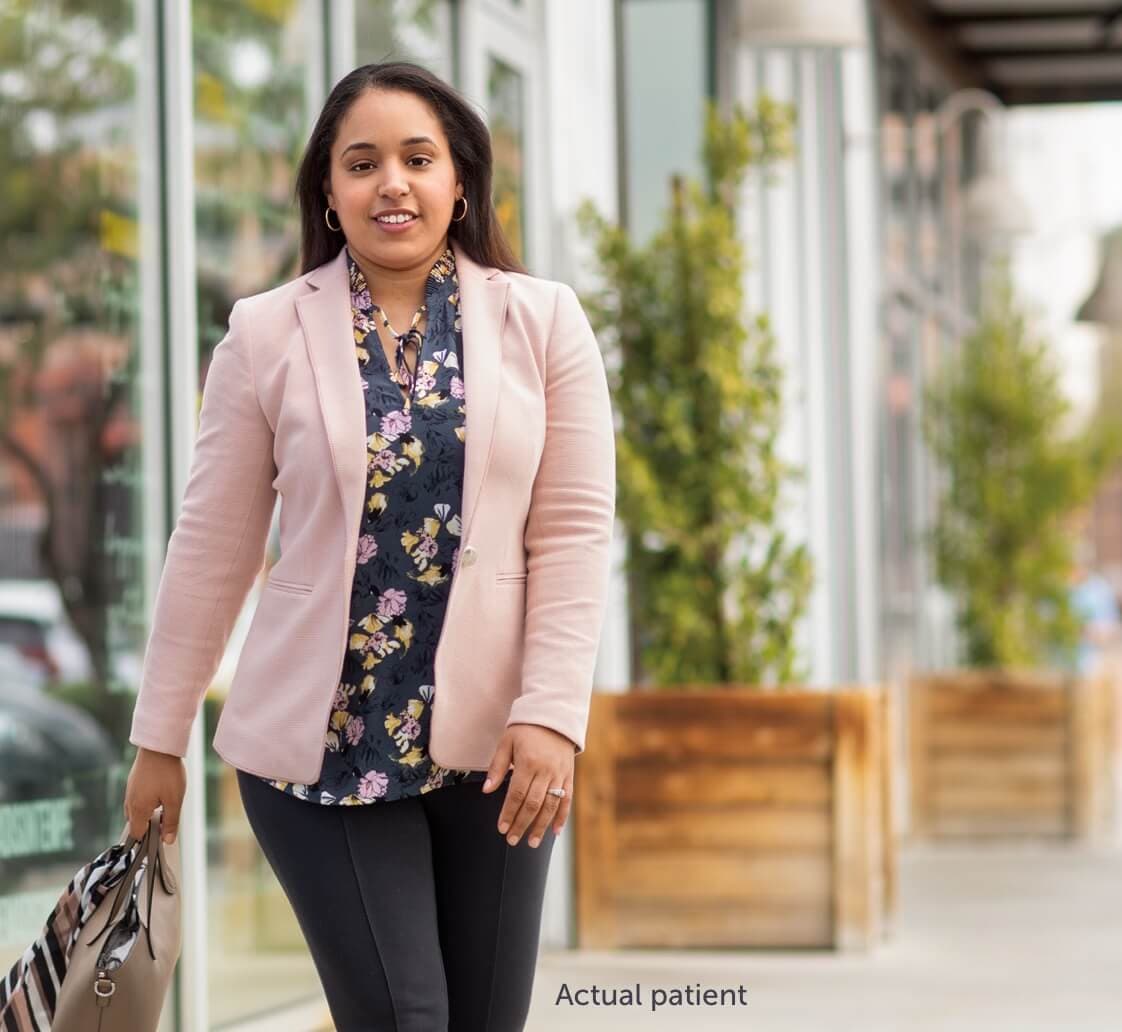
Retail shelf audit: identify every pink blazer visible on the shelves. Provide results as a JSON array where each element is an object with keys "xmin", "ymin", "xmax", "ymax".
[{"xmin": 128, "ymin": 241, "xmax": 616, "ymax": 784}]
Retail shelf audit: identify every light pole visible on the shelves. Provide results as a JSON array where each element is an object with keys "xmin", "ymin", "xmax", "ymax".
[
  {"xmin": 733, "ymin": 0, "xmax": 868, "ymax": 47},
  {"xmin": 931, "ymin": 88, "xmax": 1031, "ymax": 320}
]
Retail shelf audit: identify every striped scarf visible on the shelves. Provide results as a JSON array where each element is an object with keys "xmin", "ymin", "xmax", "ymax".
[{"xmin": 0, "ymin": 839, "xmax": 138, "ymax": 1031}]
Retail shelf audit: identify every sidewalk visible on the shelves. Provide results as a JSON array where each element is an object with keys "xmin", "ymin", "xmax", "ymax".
[{"xmin": 529, "ymin": 837, "xmax": 1122, "ymax": 1031}]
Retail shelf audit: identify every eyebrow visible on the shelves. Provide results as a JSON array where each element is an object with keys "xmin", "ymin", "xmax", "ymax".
[{"xmin": 340, "ymin": 136, "xmax": 438, "ymax": 157}]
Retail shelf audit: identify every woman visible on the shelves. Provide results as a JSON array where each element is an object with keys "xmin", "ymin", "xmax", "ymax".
[{"xmin": 123, "ymin": 61, "xmax": 615, "ymax": 1031}]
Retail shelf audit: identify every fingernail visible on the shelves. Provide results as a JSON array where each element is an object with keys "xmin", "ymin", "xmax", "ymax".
[
  {"xmin": 507, "ymin": 834, "xmax": 519, "ymax": 846},
  {"xmin": 498, "ymin": 821, "xmax": 510, "ymax": 834},
  {"xmin": 163, "ymin": 833, "xmax": 174, "ymax": 845},
  {"xmin": 529, "ymin": 836, "xmax": 541, "ymax": 848},
  {"xmin": 483, "ymin": 778, "xmax": 493, "ymax": 791}
]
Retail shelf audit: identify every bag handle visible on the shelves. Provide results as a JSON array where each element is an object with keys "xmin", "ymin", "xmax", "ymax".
[{"xmin": 87, "ymin": 810, "xmax": 173, "ymax": 960}]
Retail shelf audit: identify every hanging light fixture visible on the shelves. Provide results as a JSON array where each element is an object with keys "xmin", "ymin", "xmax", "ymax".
[
  {"xmin": 1076, "ymin": 228, "xmax": 1122, "ymax": 326},
  {"xmin": 936, "ymin": 89, "xmax": 1033, "ymax": 242},
  {"xmin": 735, "ymin": 0, "xmax": 868, "ymax": 48}
]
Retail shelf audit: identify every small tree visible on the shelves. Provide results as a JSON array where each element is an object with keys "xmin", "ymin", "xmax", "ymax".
[
  {"xmin": 923, "ymin": 266, "xmax": 1120, "ymax": 668},
  {"xmin": 575, "ymin": 97, "xmax": 812, "ymax": 688}
]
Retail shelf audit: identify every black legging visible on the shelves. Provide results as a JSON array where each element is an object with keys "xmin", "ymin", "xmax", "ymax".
[{"xmin": 235, "ymin": 767, "xmax": 556, "ymax": 1032}]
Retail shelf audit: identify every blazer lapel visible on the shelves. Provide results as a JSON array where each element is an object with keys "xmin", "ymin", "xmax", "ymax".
[{"xmin": 295, "ymin": 240, "xmax": 510, "ymax": 555}]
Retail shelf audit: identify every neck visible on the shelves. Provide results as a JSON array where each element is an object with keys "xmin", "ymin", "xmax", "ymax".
[{"xmin": 350, "ymin": 238, "xmax": 449, "ymax": 310}]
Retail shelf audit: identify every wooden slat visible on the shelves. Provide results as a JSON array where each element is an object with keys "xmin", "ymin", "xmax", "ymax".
[
  {"xmin": 909, "ymin": 673, "xmax": 931, "ymax": 837},
  {"xmin": 1069, "ymin": 674, "xmax": 1092, "ymax": 838},
  {"xmin": 880, "ymin": 684, "xmax": 899, "ymax": 925},
  {"xmin": 927, "ymin": 691, "xmax": 1068, "ymax": 722},
  {"xmin": 617, "ymin": 805, "xmax": 831, "ymax": 852},
  {"xmin": 930, "ymin": 784, "xmax": 1066, "ymax": 813},
  {"xmin": 927, "ymin": 722, "xmax": 1066, "ymax": 751},
  {"xmin": 613, "ymin": 716, "xmax": 833, "ymax": 762},
  {"xmin": 915, "ymin": 671, "xmax": 1069, "ymax": 694},
  {"xmin": 930, "ymin": 753, "xmax": 1066, "ymax": 782},
  {"xmin": 574, "ymin": 693, "xmax": 618, "ymax": 949},
  {"xmin": 929, "ymin": 814, "xmax": 1067, "ymax": 838},
  {"xmin": 614, "ymin": 690, "xmax": 833, "ymax": 724},
  {"xmin": 834, "ymin": 688, "xmax": 882, "ymax": 950},
  {"xmin": 617, "ymin": 759, "xmax": 832, "ymax": 809},
  {"xmin": 614, "ymin": 850, "xmax": 832, "ymax": 906}
]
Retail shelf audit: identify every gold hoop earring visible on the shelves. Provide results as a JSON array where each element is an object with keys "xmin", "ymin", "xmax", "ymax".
[
  {"xmin": 451, "ymin": 196, "xmax": 468, "ymax": 223},
  {"xmin": 325, "ymin": 206, "xmax": 342, "ymax": 232}
]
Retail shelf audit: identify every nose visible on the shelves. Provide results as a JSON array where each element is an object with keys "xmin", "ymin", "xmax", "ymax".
[{"xmin": 378, "ymin": 162, "xmax": 410, "ymax": 198}]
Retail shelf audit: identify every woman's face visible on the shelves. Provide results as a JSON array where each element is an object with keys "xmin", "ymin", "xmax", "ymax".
[{"xmin": 323, "ymin": 88, "xmax": 463, "ymax": 270}]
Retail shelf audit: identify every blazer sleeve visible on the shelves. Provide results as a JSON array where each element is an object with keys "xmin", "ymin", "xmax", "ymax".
[
  {"xmin": 129, "ymin": 299, "xmax": 278, "ymax": 758},
  {"xmin": 506, "ymin": 282, "xmax": 617, "ymax": 755}
]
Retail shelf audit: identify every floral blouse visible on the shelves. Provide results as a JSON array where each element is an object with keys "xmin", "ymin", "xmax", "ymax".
[{"xmin": 261, "ymin": 245, "xmax": 488, "ymax": 805}]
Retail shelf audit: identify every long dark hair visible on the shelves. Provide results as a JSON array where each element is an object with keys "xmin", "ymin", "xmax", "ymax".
[{"xmin": 295, "ymin": 62, "xmax": 527, "ymax": 277}]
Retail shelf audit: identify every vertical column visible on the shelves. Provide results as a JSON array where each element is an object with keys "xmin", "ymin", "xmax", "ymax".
[
  {"xmin": 842, "ymin": 45, "xmax": 882, "ymax": 684},
  {"xmin": 729, "ymin": 25, "xmax": 880, "ymax": 686},
  {"xmin": 324, "ymin": 0, "xmax": 355, "ymax": 91},
  {"xmin": 155, "ymin": 0, "xmax": 207, "ymax": 1029}
]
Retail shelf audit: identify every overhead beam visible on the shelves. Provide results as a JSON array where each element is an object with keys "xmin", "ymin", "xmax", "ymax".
[
  {"xmin": 999, "ymin": 80, "xmax": 1122, "ymax": 103},
  {"xmin": 931, "ymin": 7, "xmax": 1122, "ymax": 27},
  {"xmin": 967, "ymin": 45, "xmax": 1122, "ymax": 60},
  {"xmin": 877, "ymin": 0, "xmax": 986, "ymax": 89}
]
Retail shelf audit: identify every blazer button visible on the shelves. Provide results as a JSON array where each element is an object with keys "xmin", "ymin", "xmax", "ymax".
[{"xmin": 461, "ymin": 545, "xmax": 477, "ymax": 567}]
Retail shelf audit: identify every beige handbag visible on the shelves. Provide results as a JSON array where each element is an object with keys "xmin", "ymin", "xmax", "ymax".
[{"xmin": 52, "ymin": 809, "xmax": 182, "ymax": 1032}]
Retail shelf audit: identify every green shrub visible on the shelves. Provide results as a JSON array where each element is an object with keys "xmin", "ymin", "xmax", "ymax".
[
  {"xmin": 923, "ymin": 266, "xmax": 1121, "ymax": 668},
  {"xmin": 575, "ymin": 97, "xmax": 812, "ymax": 687}
]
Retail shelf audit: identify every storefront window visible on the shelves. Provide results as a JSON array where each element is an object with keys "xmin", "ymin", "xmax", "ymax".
[
  {"xmin": 191, "ymin": 0, "xmax": 325, "ymax": 1023},
  {"xmin": 874, "ymin": 15, "xmax": 965, "ymax": 677},
  {"xmin": 620, "ymin": 0, "xmax": 708, "ymax": 244},
  {"xmin": 0, "ymin": 0, "xmax": 151, "ymax": 975},
  {"xmin": 0, "ymin": 1, "xmax": 459, "ymax": 1023},
  {"xmin": 488, "ymin": 56, "xmax": 527, "ymax": 263},
  {"xmin": 356, "ymin": 0, "xmax": 455, "ymax": 82}
]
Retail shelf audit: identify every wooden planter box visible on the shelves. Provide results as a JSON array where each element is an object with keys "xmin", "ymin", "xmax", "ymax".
[
  {"xmin": 573, "ymin": 685, "xmax": 894, "ymax": 951},
  {"xmin": 908, "ymin": 669, "xmax": 1118, "ymax": 840}
]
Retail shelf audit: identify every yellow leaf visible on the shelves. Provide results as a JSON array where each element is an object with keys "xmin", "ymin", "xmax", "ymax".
[{"xmin": 414, "ymin": 565, "xmax": 446, "ymax": 586}]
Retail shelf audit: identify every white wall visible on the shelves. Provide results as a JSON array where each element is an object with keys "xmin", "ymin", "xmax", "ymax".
[{"xmin": 731, "ymin": 40, "xmax": 882, "ymax": 688}]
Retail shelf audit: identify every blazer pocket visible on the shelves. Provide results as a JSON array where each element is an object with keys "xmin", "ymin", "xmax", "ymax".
[
  {"xmin": 266, "ymin": 575, "xmax": 314, "ymax": 595},
  {"xmin": 495, "ymin": 571, "xmax": 527, "ymax": 584}
]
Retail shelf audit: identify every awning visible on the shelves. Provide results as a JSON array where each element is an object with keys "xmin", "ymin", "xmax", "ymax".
[{"xmin": 882, "ymin": 0, "xmax": 1122, "ymax": 104}]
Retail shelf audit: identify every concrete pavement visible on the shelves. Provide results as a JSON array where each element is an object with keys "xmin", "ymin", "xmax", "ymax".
[{"xmin": 529, "ymin": 839, "xmax": 1122, "ymax": 1032}]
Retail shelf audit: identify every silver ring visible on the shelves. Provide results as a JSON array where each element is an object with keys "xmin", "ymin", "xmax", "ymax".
[{"xmin": 547, "ymin": 787, "xmax": 566, "ymax": 798}]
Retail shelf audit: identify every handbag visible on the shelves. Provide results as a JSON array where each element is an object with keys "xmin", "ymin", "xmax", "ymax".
[{"xmin": 0, "ymin": 808, "xmax": 182, "ymax": 1031}]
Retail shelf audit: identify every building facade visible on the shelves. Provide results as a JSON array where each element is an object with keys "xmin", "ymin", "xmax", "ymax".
[{"xmin": 8, "ymin": 0, "xmax": 1102, "ymax": 1028}]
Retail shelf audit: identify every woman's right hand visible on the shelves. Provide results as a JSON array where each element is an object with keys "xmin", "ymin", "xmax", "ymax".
[{"xmin": 124, "ymin": 747, "xmax": 187, "ymax": 844}]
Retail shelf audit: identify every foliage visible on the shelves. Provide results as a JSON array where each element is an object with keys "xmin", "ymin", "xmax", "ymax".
[
  {"xmin": 923, "ymin": 266, "xmax": 1122, "ymax": 668},
  {"xmin": 575, "ymin": 97, "xmax": 813, "ymax": 688}
]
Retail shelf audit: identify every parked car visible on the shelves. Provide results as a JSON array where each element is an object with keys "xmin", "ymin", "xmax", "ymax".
[
  {"xmin": 0, "ymin": 579, "xmax": 93, "ymax": 684},
  {"xmin": 0, "ymin": 668, "xmax": 120, "ymax": 879}
]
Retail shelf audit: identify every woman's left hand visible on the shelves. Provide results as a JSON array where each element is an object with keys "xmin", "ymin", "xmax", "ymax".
[{"xmin": 482, "ymin": 723, "xmax": 575, "ymax": 847}]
